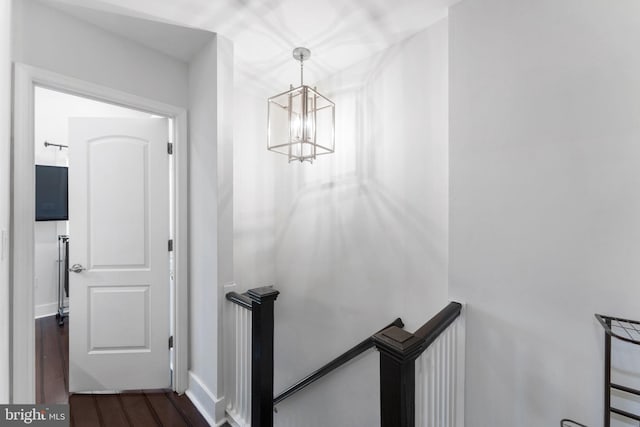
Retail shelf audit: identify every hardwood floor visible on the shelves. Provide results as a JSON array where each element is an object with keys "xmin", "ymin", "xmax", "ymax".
[
  {"xmin": 69, "ymin": 392, "xmax": 211, "ymax": 427},
  {"xmin": 36, "ymin": 315, "xmax": 218, "ymax": 427},
  {"xmin": 36, "ymin": 314, "xmax": 68, "ymax": 404}
]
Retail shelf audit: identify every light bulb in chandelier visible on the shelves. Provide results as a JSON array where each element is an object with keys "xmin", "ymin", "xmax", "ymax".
[{"xmin": 267, "ymin": 47, "xmax": 335, "ymax": 163}]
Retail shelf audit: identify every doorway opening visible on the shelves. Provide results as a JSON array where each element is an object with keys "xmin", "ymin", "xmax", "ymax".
[
  {"xmin": 33, "ymin": 86, "xmax": 176, "ymax": 402},
  {"xmin": 13, "ymin": 64, "xmax": 189, "ymax": 403}
]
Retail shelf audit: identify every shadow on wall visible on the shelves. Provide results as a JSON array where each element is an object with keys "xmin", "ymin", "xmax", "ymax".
[
  {"xmin": 223, "ymin": 0, "xmax": 449, "ymax": 92},
  {"xmin": 272, "ymin": 20, "xmax": 449, "ymax": 317},
  {"xmin": 269, "ymin": 19, "xmax": 449, "ymax": 426}
]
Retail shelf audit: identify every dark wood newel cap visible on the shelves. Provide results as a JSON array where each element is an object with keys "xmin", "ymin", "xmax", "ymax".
[
  {"xmin": 247, "ymin": 286, "xmax": 280, "ymax": 302},
  {"xmin": 382, "ymin": 327, "xmax": 414, "ymax": 344},
  {"xmin": 373, "ymin": 326, "xmax": 423, "ymax": 361}
]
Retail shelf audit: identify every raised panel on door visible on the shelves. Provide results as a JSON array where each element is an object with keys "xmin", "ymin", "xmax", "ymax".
[
  {"xmin": 88, "ymin": 137, "xmax": 149, "ymax": 270},
  {"xmin": 88, "ymin": 285, "xmax": 150, "ymax": 352}
]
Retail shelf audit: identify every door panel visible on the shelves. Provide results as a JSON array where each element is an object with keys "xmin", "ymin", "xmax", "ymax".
[
  {"xmin": 69, "ymin": 117, "xmax": 170, "ymax": 392},
  {"xmin": 88, "ymin": 285, "xmax": 149, "ymax": 352},
  {"xmin": 88, "ymin": 137, "xmax": 149, "ymax": 269}
]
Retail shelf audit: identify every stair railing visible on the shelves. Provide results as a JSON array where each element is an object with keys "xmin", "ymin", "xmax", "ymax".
[
  {"xmin": 226, "ymin": 287, "xmax": 464, "ymax": 427},
  {"xmin": 374, "ymin": 302, "xmax": 464, "ymax": 427},
  {"xmin": 273, "ymin": 317, "xmax": 405, "ymax": 406},
  {"xmin": 226, "ymin": 287, "xmax": 279, "ymax": 427}
]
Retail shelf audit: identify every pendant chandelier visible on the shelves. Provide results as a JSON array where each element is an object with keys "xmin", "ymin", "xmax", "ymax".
[{"xmin": 267, "ymin": 47, "xmax": 335, "ymax": 163}]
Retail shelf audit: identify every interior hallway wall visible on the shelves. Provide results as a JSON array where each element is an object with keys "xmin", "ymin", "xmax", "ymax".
[
  {"xmin": 187, "ymin": 35, "xmax": 234, "ymax": 425},
  {"xmin": 12, "ymin": 0, "xmax": 188, "ymax": 108},
  {"xmin": 0, "ymin": 0, "xmax": 11, "ymax": 404},
  {"xmin": 449, "ymin": 0, "xmax": 640, "ymax": 425},
  {"xmin": 11, "ymin": 0, "xmax": 226, "ymax": 409},
  {"xmin": 267, "ymin": 20, "xmax": 449, "ymax": 426},
  {"xmin": 233, "ymin": 86, "xmax": 278, "ymax": 289}
]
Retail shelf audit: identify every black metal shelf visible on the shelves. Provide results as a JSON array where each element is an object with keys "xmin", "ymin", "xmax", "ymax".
[{"xmin": 596, "ymin": 313, "xmax": 640, "ymax": 427}]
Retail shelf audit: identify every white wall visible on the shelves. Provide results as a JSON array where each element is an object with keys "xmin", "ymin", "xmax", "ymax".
[
  {"xmin": 33, "ymin": 87, "xmax": 151, "ymax": 318},
  {"xmin": 263, "ymin": 20, "xmax": 449, "ymax": 426},
  {"xmin": 187, "ymin": 35, "xmax": 234, "ymax": 426},
  {"xmin": 449, "ymin": 0, "xmax": 640, "ymax": 425},
  {"xmin": 12, "ymin": 0, "xmax": 189, "ymax": 109},
  {"xmin": 0, "ymin": 0, "xmax": 11, "ymax": 405},
  {"xmin": 233, "ymin": 86, "xmax": 277, "ymax": 289}
]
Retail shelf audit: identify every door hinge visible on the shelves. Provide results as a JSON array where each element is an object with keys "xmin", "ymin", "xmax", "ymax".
[
  {"xmin": 168, "ymin": 239, "xmax": 174, "ymax": 252},
  {"xmin": 169, "ymin": 336, "xmax": 174, "ymax": 349},
  {"xmin": 168, "ymin": 142, "xmax": 173, "ymax": 155}
]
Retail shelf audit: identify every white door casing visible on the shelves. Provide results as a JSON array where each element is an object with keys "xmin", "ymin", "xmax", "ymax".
[
  {"xmin": 12, "ymin": 64, "xmax": 189, "ymax": 403},
  {"xmin": 68, "ymin": 117, "xmax": 170, "ymax": 392}
]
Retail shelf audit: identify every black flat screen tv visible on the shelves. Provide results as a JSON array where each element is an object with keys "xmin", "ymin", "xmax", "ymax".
[{"xmin": 35, "ymin": 165, "xmax": 68, "ymax": 221}]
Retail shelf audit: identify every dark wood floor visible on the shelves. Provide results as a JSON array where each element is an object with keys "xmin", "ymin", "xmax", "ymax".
[
  {"xmin": 36, "ymin": 315, "xmax": 214, "ymax": 427},
  {"xmin": 36, "ymin": 313, "xmax": 68, "ymax": 404},
  {"xmin": 68, "ymin": 392, "xmax": 211, "ymax": 427}
]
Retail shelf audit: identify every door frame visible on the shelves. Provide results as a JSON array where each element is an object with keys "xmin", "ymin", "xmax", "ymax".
[{"xmin": 11, "ymin": 63, "xmax": 189, "ymax": 402}]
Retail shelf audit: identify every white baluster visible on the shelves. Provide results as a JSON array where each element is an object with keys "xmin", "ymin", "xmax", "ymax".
[
  {"xmin": 416, "ymin": 311, "xmax": 465, "ymax": 427},
  {"xmin": 234, "ymin": 304, "xmax": 240, "ymax": 414},
  {"xmin": 226, "ymin": 301, "xmax": 253, "ymax": 427}
]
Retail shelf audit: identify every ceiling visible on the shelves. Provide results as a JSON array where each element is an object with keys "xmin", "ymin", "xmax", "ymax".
[{"xmin": 43, "ymin": 0, "xmax": 459, "ymax": 91}]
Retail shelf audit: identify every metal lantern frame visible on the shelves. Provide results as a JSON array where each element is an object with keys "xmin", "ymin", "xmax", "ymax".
[{"xmin": 267, "ymin": 47, "xmax": 335, "ymax": 163}]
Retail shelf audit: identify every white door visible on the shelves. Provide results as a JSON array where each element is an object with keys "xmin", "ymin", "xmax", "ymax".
[{"xmin": 68, "ymin": 117, "xmax": 170, "ymax": 392}]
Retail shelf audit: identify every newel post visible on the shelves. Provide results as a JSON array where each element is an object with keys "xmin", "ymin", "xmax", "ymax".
[
  {"xmin": 373, "ymin": 326, "xmax": 423, "ymax": 427},
  {"xmin": 248, "ymin": 287, "xmax": 280, "ymax": 427}
]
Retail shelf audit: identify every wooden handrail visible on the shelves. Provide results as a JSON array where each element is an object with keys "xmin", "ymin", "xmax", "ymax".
[
  {"xmin": 273, "ymin": 318, "xmax": 404, "ymax": 406},
  {"xmin": 374, "ymin": 302, "xmax": 463, "ymax": 427},
  {"xmin": 414, "ymin": 301, "xmax": 463, "ymax": 353},
  {"xmin": 226, "ymin": 291, "xmax": 253, "ymax": 310}
]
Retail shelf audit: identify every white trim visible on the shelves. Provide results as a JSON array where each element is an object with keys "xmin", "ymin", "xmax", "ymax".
[
  {"xmin": 225, "ymin": 414, "xmax": 244, "ymax": 427},
  {"xmin": 173, "ymin": 109, "xmax": 189, "ymax": 394},
  {"xmin": 12, "ymin": 63, "xmax": 36, "ymax": 404},
  {"xmin": 34, "ymin": 303, "xmax": 58, "ymax": 319},
  {"xmin": 456, "ymin": 305, "xmax": 466, "ymax": 427},
  {"xmin": 11, "ymin": 63, "xmax": 189, "ymax": 402},
  {"xmin": 186, "ymin": 371, "xmax": 228, "ymax": 427}
]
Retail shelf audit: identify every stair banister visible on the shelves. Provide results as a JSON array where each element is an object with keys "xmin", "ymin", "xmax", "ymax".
[
  {"xmin": 373, "ymin": 302, "xmax": 463, "ymax": 427},
  {"xmin": 226, "ymin": 290, "xmax": 463, "ymax": 427},
  {"xmin": 273, "ymin": 318, "xmax": 405, "ymax": 406},
  {"xmin": 226, "ymin": 287, "xmax": 279, "ymax": 427}
]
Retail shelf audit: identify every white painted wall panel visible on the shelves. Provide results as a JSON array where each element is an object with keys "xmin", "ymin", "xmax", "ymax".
[
  {"xmin": 0, "ymin": 0, "xmax": 11, "ymax": 404},
  {"xmin": 187, "ymin": 35, "xmax": 233, "ymax": 425},
  {"xmin": 12, "ymin": 0, "xmax": 188, "ymax": 108},
  {"xmin": 450, "ymin": 0, "xmax": 640, "ymax": 425},
  {"xmin": 233, "ymin": 87, "xmax": 278, "ymax": 289},
  {"xmin": 267, "ymin": 20, "xmax": 449, "ymax": 427},
  {"xmin": 188, "ymin": 36, "xmax": 219, "ymax": 403}
]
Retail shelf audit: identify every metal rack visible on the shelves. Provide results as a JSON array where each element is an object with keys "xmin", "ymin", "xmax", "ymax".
[
  {"xmin": 595, "ymin": 313, "xmax": 640, "ymax": 427},
  {"xmin": 56, "ymin": 235, "xmax": 69, "ymax": 326}
]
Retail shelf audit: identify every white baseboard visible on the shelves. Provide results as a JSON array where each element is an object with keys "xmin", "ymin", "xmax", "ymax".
[
  {"xmin": 225, "ymin": 410, "xmax": 247, "ymax": 427},
  {"xmin": 186, "ymin": 371, "xmax": 227, "ymax": 426},
  {"xmin": 225, "ymin": 414, "xmax": 243, "ymax": 427},
  {"xmin": 35, "ymin": 302, "xmax": 58, "ymax": 319}
]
